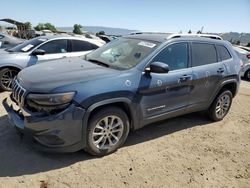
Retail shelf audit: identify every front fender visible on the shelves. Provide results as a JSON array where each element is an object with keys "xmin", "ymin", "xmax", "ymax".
[
  {"xmin": 0, "ymin": 63, "xmax": 23, "ymax": 70},
  {"xmin": 81, "ymin": 97, "xmax": 140, "ymax": 146}
]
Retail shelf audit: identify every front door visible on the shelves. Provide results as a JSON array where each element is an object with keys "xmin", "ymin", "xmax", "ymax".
[
  {"xmin": 138, "ymin": 42, "xmax": 193, "ymax": 122},
  {"xmin": 36, "ymin": 39, "xmax": 70, "ymax": 63}
]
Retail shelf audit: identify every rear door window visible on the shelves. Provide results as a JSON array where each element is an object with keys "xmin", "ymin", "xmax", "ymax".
[
  {"xmin": 192, "ymin": 43, "xmax": 217, "ymax": 67},
  {"xmin": 217, "ymin": 45, "xmax": 231, "ymax": 61},
  {"xmin": 71, "ymin": 40, "xmax": 98, "ymax": 52}
]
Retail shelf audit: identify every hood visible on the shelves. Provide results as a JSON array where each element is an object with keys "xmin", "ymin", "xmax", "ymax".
[
  {"xmin": 17, "ymin": 57, "xmax": 120, "ymax": 92},
  {"xmin": 0, "ymin": 49, "xmax": 11, "ymax": 55},
  {"xmin": 0, "ymin": 49, "xmax": 26, "ymax": 59}
]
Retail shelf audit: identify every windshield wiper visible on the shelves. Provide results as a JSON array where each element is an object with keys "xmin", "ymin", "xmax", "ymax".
[
  {"xmin": 87, "ymin": 59, "xmax": 110, "ymax": 68},
  {"xmin": 5, "ymin": 49, "xmax": 14, "ymax": 52}
]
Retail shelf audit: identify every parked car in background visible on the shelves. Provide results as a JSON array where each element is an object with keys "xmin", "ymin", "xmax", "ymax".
[
  {"xmin": 97, "ymin": 35, "xmax": 117, "ymax": 43},
  {"xmin": 3, "ymin": 33, "xmax": 241, "ymax": 156},
  {"xmin": 0, "ymin": 32, "xmax": 24, "ymax": 49},
  {"xmin": 233, "ymin": 46, "xmax": 250, "ymax": 80},
  {"xmin": 0, "ymin": 35, "xmax": 104, "ymax": 91},
  {"xmin": 238, "ymin": 46, "xmax": 250, "ymax": 52}
]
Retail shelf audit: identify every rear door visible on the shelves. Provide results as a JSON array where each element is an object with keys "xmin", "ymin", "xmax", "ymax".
[
  {"xmin": 189, "ymin": 42, "xmax": 227, "ymax": 108},
  {"xmin": 70, "ymin": 40, "xmax": 99, "ymax": 57}
]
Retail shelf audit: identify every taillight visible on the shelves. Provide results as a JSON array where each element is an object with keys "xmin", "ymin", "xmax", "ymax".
[{"xmin": 246, "ymin": 54, "xmax": 250, "ymax": 59}]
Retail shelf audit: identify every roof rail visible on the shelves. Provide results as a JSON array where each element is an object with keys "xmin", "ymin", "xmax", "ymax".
[
  {"xmin": 130, "ymin": 31, "xmax": 172, "ymax": 35},
  {"xmin": 167, "ymin": 33, "xmax": 222, "ymax": 40}
]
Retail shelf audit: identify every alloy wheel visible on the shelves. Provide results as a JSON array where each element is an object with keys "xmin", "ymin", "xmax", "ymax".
[
  {"xmin": 215, "ymin": 94, "xmax": 231, "ymax": 119},
  {"xmin": 92, "ymin": 115, "xmax": 124, "ymax": 150},
  {"xmin": 0, "ymin": 69, "xmax": 18, "ymax": 90}
]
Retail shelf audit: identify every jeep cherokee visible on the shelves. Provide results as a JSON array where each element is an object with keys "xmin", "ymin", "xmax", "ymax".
[{"xmin": 3, "ymin": 33, "xmax": 241, "ymax": 156}]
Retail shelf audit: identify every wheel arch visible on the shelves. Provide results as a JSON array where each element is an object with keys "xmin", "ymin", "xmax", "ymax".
[
  {"xmin": 211, "ymin": 79, "xmax": 238, "ymax": 105},
  {"xmin": 82, "ymin": 98, "xmax": 138, "ymax": 134},
  {"xmin": 0, "ymin": 65, "xmax": 22, "ymax": 72}
]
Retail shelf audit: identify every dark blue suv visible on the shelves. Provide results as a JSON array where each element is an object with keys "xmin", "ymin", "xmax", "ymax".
[{"xmin": 3, "ymin": 33, "xmax": 241, "ymax": 156}]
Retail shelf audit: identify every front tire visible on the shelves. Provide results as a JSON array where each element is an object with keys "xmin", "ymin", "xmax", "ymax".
[
  {"xmin": 0, "ymin": 68, "xmax": 19, "ymax": 91},
  {"xmin": 208, "ymin": 89, "xmax": 233, "ymax": 121},
  {"xmin": 85, "ymin": 107, "xmax": 130, "ymax": 156}
]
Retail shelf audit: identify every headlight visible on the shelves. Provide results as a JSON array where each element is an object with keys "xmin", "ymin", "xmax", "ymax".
[{"xmin": 27, "ymin": 92, "xmax": 75, "ymax": 106}]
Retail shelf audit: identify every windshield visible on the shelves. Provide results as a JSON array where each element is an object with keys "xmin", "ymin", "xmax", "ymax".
[
  {"xmin": 9, "ymin": 37, "xmax": 48, "ymax": 52},
  {"xmin": 86, "ymin": 38, "xmax": 159, "ymax": 70}
]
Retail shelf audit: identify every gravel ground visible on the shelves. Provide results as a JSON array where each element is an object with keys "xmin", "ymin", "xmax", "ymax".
[{"xmin": 0, "ymin": 81, "xmax": 249, "ymax": 188}]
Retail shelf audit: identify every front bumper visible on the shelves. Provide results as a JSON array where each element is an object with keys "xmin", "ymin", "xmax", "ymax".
[{"xmin": 3, "ymin": 96, "xmax": 86, "ymax": 153}]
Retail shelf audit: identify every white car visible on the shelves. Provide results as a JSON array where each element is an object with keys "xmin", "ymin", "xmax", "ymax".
[
  {"xmin": 0, "ymin": 32, "xmax": 24, "ymax": 49},
  {"xmin": 0, "ymin": 35, "xmax": 104, "ymax": 91},
  {"xmin": 233, "ymin": 46, "xmax": 250, "ymax": 80}
]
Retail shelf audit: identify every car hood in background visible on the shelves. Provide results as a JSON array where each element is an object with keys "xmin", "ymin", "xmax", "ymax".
[{"xmin": 0, "ymin": 50, "xmax": 29, "ymax": 63}]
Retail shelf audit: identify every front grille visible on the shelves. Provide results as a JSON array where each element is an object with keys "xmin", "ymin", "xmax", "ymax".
[{"xmin": 12, "ymin": 79, "xmax": 27, "ymax": 105}]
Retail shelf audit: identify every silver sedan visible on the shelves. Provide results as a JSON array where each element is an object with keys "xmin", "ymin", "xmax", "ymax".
[{"xmin": 0, "ymin": 35, "xmax": 104, "ymax": 91}]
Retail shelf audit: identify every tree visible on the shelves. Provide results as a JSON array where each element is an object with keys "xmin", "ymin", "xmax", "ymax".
[
  {"xmin": 96, "ymin": 31, "xmax": 105, "ymax": 36},
  {"xmin": 236, "ymin": 40, "xmax": 240, "ymax": 45},
  {"xmin": 44, "ymin": 23, "xmax": 57, "ymax": 32},
  {"xmin": 34, "ymin": 23, "xmax": 57, "ymax": 32},
  {"xmin": 246, "ymin": 42, "xmax": 250, "ymax": 47},
  {"xmin": 34, "ymin": 23, "xmax": 44, "ymax": 31},
  {"xmin": 24, "ymin": 22, "xmax": 32, "ymax": 30},
  {"xmin": 73, "ymin": 24, "xmax": 83, "ymax": 34},
  {"xmin": 188, "ymin": 30, "xmax": 192, "ymax": 34}
]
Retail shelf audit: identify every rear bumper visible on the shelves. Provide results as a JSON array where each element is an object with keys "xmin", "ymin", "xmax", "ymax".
[{"xmin": 3, "ymin": 97, "xmax": 86, "ymax": 153}]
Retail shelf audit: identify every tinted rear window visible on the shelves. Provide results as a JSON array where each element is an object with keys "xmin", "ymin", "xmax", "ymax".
[
  {"xmin": 71, "ymin": 40, "xmax": 98, "ymax": 52},
  {"xmin": 192, "ymin": 43, "xmax": 217, "ymax": 67},
  {"xmin": 217, "ymin": 45, "xmax": 231, "ymax": 61}
]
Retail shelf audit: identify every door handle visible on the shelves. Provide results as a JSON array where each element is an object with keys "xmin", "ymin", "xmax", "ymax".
[
  {"xmin": 178, "ymin": 75, "xmax": 192, "ymax": 83},
  {"xmin": 217, "ymin": 68, "xmax": 225, "ymax": 73}
]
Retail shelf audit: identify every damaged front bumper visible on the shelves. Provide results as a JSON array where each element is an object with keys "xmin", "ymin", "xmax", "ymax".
[{"xmin": 3, "ymin": 96, "xmax": 86, "ymax": 153}]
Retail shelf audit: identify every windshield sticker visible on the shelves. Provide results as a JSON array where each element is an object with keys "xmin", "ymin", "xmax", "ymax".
[
  {"xmin": 38, "ymin": 38, "xmax": 47, "ymax": 42},
  {"xmin": 21, "ymin": 44, "xmax": 34, "ymax": 52},
  {"xmin": 138, "ymin": 41, "xmax": 156, "ymax": 48},
  {"xmin": 125, "ymin": 80, "xmax": 132, "ymax": 87}
]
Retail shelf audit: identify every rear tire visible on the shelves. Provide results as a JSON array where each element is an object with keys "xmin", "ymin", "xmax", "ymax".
[
  {"xmin": 244, "ymin": 69, "xmax": 250, "ymax": 81},
  {"xmin": 85, "ymin": 107, "xmax": 130, "ymax": 156},
  {"xmin": 208, "ymin": 89, "xmax": 233, "ymax": 121},
  {"xmin": 0, "ymin": 68, "xmax": 19, "ymax": 91}
]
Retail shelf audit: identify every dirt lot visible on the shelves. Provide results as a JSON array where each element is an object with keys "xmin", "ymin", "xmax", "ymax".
[{"xmin": 0, "ymin": 81, "xmax": 249, "ymax": 188}]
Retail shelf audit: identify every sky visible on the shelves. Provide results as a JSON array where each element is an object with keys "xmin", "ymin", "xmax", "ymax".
[{"xmin": 1, "ymin": 0, "xmax": 250, "ymax": 33}]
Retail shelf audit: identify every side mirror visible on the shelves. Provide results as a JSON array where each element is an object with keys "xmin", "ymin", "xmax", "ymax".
[
  {"xmin": 145, "ymin": 62, "xmax": 169, "ymax": 74},
  {"xmin": 31, "ymin": 49, "xmax": 45, "ymax": 56}
]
